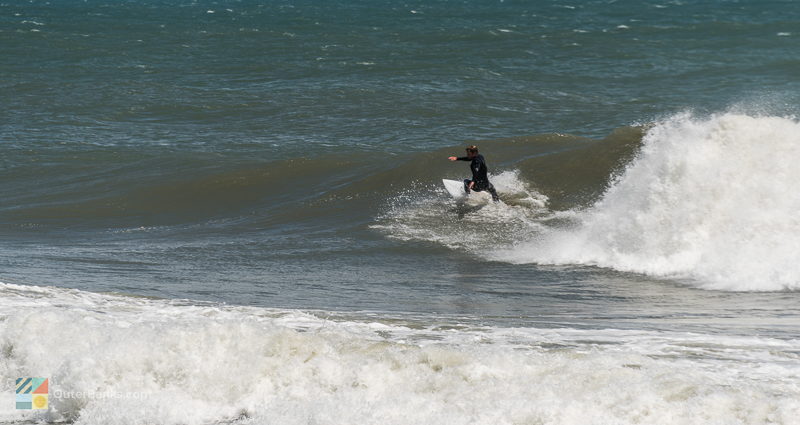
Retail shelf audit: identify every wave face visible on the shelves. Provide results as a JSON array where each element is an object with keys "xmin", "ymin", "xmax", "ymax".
[
  {"xmin": 371, "ymin": 129, "xmax": 642, "ymax": 252},
  {"xmin": 6, "ymin": 113, "xmax": 800, "ymax": 292},
  {"xmin": 1, "ymin": 283, "xmax": 798, "ymax": 425},
  {"xmin": 493, "ymin": 113, "xmax": 800, "ymax": 291},
  {"xmin": 0, "ymin": 130, "xmax": 638, "ymax": 232}
]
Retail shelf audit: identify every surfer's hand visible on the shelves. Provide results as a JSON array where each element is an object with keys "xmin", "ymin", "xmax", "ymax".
[{"xmin": 448, "ymin": 156, "xmax": 457, "ymax": 161}]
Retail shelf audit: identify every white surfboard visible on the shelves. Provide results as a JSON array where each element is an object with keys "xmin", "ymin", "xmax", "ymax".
[{"xmin": 442, "ymin": 179, "xmax": 491, "ymax": 203}]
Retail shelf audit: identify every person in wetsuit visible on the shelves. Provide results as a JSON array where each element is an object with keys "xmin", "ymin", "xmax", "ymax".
[{"xmin": 448, "ymin": 145, "xmax": 500, "ymax": 202}]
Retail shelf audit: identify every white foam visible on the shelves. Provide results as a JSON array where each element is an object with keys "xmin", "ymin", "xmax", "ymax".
[
  {"xmin": 1, "ymin": 283, "xmax": 798, "ymax": 424},
  {"xmin": 373, "ymin": 170, "xmax": 548, "ymax": 251},
  {"xmin": 494, "ymin": 113, "xmax": 800, "ymax": 291}
]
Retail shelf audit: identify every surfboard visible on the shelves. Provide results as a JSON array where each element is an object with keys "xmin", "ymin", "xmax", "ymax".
[{"xmin": 442, "ymin": 179, "xmax": 491, "ymax": 203}]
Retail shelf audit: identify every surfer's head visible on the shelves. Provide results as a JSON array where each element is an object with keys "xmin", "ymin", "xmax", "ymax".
[{"xmin": 465, "ymin": 145, "xmax": 479, "ymax": 158}]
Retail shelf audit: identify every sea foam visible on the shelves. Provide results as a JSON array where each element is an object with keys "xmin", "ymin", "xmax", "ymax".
[
  {"xmin": 1, "ymin": 283, "xmax": 799, "ymax": 424},
  {"xmin": 494, "ymin": 113, "xmax": 800, "ymax": 291},
  {"xmin": 373, "ymin": 170, "xmax": 548, "ymax": 251}
]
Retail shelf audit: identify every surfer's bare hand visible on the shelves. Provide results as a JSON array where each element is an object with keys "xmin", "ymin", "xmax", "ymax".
[{"xmin": 448, "ymin": 156, "xmax": 457, "ymax": 161}]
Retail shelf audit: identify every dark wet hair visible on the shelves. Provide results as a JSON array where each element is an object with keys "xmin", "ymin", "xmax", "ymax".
[{"xmin": 466, "ymin": 145, "xmax": 478, "ymax": 154}]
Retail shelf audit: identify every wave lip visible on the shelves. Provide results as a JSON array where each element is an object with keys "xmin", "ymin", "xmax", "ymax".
[{"xmin": 494, "ymin": 112, "xmax": 800, "ymax": 291}]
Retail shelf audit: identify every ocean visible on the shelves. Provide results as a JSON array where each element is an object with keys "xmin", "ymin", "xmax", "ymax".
[{"xmin": 1, "ymin": 0, "xmax": 799, "ymax": 423}]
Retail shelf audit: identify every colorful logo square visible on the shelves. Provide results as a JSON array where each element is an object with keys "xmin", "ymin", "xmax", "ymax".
[{"xmin": 15, "ymin": 378, "xmax": 48, "ymax": 410}]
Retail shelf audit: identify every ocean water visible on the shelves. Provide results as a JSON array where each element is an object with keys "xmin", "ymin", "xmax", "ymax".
[{"xmin": 2, "ymin": 0, "xmax": 800, "ymax": 424}]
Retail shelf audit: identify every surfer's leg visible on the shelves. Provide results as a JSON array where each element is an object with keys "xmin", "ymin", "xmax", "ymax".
[
  {"xmin": 463, "ymin": 179, "xmax": 472, "ymax": 194},
  {"xmin": 487, "ymin": 183, "xmax": 500, "ymax": 202}
]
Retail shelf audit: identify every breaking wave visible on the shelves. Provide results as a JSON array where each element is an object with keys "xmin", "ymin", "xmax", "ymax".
[
  {"xmin": 493, "ymin": 113, "xmax": 800, "ymax": 291},
  {"xmin": 373, "ymin": 112, "xmax": 800, "ymax": 291}
]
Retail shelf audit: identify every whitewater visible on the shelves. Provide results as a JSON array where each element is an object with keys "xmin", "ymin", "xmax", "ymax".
[
  {"xmin": 1, "ymin": 282, "xmax": 798, "ymax": 425},
  {"xmin": 489, "ymin": 113, "xmax": 800, "ymax": 290}
]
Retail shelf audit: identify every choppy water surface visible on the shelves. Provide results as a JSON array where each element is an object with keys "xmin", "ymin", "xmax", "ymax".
[{"xmin": 1, "ymin": 1, "xmax": 800, "ymax": 424}]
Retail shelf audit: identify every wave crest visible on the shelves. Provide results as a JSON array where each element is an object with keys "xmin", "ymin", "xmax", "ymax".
[{"xmin": 494, "ymin": 113, "xmax": 800, "ymax": 291}]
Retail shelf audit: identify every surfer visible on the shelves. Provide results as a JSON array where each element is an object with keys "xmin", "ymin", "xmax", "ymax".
[{"xmin": 448, "ymin": 145, "xmax": 500, "ymax": 202}]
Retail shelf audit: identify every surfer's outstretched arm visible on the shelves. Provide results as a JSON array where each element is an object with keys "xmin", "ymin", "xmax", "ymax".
[{"xmin": 448, "ymin": 156, "xmax": 470, "ymax": 161}]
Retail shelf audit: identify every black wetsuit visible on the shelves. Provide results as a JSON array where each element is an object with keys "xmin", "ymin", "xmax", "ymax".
[{"xmin": 456, "ymin": 154, "xmax": 500, "ymax": 201}]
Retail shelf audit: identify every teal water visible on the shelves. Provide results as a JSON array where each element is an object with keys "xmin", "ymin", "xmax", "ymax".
[
  {"xmin": 2, "ymin": 2, "xmax": 800, "ymax": 423},
  {"xmin": 4, "ymin": 0, "xmax": 799, "ymax": 151},
  {"xmin": 2, "ymin": 0, "xmax": 800, "ymax": 316}
]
